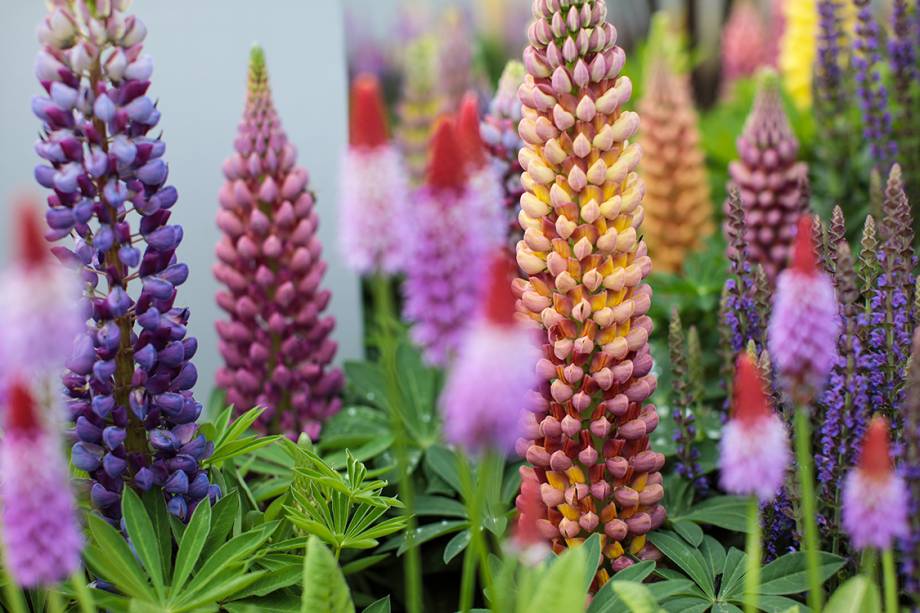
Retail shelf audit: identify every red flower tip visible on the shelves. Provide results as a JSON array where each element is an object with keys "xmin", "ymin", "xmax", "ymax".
[
  {"xmin": 349, "ymin": 74, "xmax": 389, "ymax": 149},
  {"xmin": 858, "ymin": 416, "xmax": 892, "ymax": 478},
  {"xmin": 6, "ymin": 379, "xmax": 40, "ymax": 433},
  {"xmin": 427, "ymin": 116, "xmax": 468, "ymax": 192},
  {"xmin": 16, "ymin": 200, "xmax": 49, "ymax": 268},
  {"xmin": 732, "ymin": 353, "xmax": 772, "ymax": 426},
  {"xmin": 791, "ymin": 214, "xmax": 817, "ymax": 275},
  {"xmin": 456, "ymin": 91, "xmax": 486, "ymax": 168},
  {"xmin": 483, "ymin": 252, "xmax": 518, "ymax": 327}
]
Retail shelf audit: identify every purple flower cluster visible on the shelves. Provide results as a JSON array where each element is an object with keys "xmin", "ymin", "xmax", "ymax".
[
  {"xmin": 902, "ymin": 327, "xmax": 920, "ymax": 595},
  {"xmin": 888, "ymin": 0, "xmax": 917, "ymax": 122},
  {"xmin": 32, "ymin": 2, "xmax": 216, "ymax": 521},
  {"xmin": 668, "ymin": 311, "xmax": 707, "ymax": 494},
  {"xmin": 814, "ymin": 0, "xmax": 846, "ymax": 117},
  {"xmin": 852, "ymin": 0, "xmax": 896, "ymax": 168}
]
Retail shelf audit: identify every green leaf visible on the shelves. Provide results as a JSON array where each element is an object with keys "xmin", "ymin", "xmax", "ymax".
[
  {"xmin": 301, "ymin": 537, "xmax": 355, "ymax": 613},
  {"xmin": 203, "ymin": 492, "xmax": 241, "ymax": 559},
  {"xmin": 122, "ymin": 488, "xmax": 164, "ymax": 596},
  {"xmin": 672, "ymin": 520, "xmax": 704, "ymax": 547},
  {"xmin": 648, "ymin": 579, "xmax": 696, "ymax": 601},
  {"xmin": 224, "ymin": 592, "xmax": 301, "ymax": 612},
  {"xmin": 414, "ymin": 495, "xmax": 468, "ymax": 518},
  {"xmin": 229, "ymin": 564, "xmax": 301, "ymax": 600},
  {"xmin": 755, "ymin": 595, "xmax": 811, "ymax": 612},
  {"xmin": 700, "ymin": 536, "xmax": 726, "ymax": 578},
  {"xmin": 443, "ymin": 530, "xmax": 471, "ymax": 564},
  {"xmin": 378, "ymin": 520, "xmax": 467, "ymax": 555},
  {"xmin": 588, "ymin": 561, "xmax": 658, "ymax": 613},
  {"xmin": 343, "ymin": 361, "xmax": 387, "ymax": 408},
  {"xmin": 85, "ymin": 513, "xmax": 155, "ymax": 601},
  {"xmin": 710, "ymin": 603, "xmax": 743, "ymax": 613},
  {"xmin": 171, "ymin": 497, "xmax": 212, "ymax": 597},
  {"xmin": 341, "ymin": 554, "xmax": 388, "ymax": 576},
  {"xmin": 719, "ymin": 548, "xmax": 747, "ymax": 599},
  {"xmin": 424, "ymin": 445, "xmax": 462, "ymax": 492},
  {"xmin": 522, "ymin": 545, "xmax": 587, "ymax": 613},
  {"xmin": 823, "ymin": 575, "xmax": 881, "ymax": 613},
  {"xmin": 759, "ymin": 552, "xmax": 847, "ymax": 595},
  {"xmin": 142, "ymin": 489, "xmax": 173, "ymax": 584},
  {"xmin": 175, "ymin": 571, "xmax": 268, "ymax": 612},
  {"xmin": 660, "ymin": 595, "xmax": 711, "ymax": 613},
  {"xmin": 362, "ymin": 596, "xmax": 391, "ymax": 613},
  {"xmin": 609, "ymin": 581, "xmax": 659, "ymax": 613},
  {"xmin": 613, "ymin": 560, "xmax": 656, "ymax": 583},
  {"xmin": 580, "ymin": 533, "xmax": 602, "ymax": 594},
  {"xmin": 681, "ymin": 496, "xmax": 749, "ymax": 533},
  {"xmin": 648, "ymin": 531, "xmax": 715, "ymax": 599}
]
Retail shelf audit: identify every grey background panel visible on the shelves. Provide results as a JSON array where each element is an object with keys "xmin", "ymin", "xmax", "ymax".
[{"xmin": 0, "ymin": 0, "xmax": 362, "ymax": 403}]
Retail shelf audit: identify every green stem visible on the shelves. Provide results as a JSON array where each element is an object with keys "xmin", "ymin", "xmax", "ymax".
[
  {"xmin": 373, "ymin": 274, "xmax": 422, "ymax": 613},
  {"xmin": 70, "ymin": 569, "xmax": 95, "ymax": 613},
  {"xmin": 861, "ymin": 549, "xmax": 878, "ymax": 579},
  {"xmin": 744, "ymin": 497, "xmax": 762, "ymax": 613},
  {"xmin": 458, "ymin": 456, "xmax": 480, "ymax": 612},
  {"xmin": 46, "ymin": 588, "xmax": 65, "ymax": 613},
  {"xmin": 794, "ymin": 405, "xmax": 824, "ymax": 613},
  {"xmin": 881, "ymin": 548, "xmax": 898, "ymax": 613},
  {"xmin": 0, "ymin": 554, "xmax": 27, "ymax": 613}
]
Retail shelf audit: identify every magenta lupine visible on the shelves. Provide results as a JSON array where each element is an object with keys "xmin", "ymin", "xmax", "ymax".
[
  {"xmin": 440, "ymin": 255, "xmax": 540, "ymax": 456},
  {"xmin": 721, "ymin": 1, "xmax": 770, "ymax": 94},
  {"xmin": 1, "ymin": 380, "xmax": 83, "ymax": 587},
  {"xmin": 215, "ymin": 48, "xmax": 342, "ymax": 439},
  {"xmin": 843, "ymin": 417, "xmax": 909, "ymax": 551},
  {"xmin": 480, "ymin": 61, "xmax": 526, "ymax": 250},
  {"xmin": 720, "ymin": 353, "xmax": 791, "ymax": 501},
  {"xmin": 402, "ymin": 117, "xmax": 492, "ymax": 366},
  {"xmin": 32, "ymin": 2, "xmax": 215, "ymax": 521},
  {"xmin": 725, "ymin": 77, "xmax": 809, "ymax": 282},
  {"xmin": 340, "ymin": 74, "xmax": 410, "ymax": 275},
  {"xmin": 768, "ymin": 215, "xmax": 841, "ymax": 400}
]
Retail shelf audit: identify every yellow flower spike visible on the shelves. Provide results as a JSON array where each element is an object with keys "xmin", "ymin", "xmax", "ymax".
[{"xmin": 779, "ymin": 0, "xmax": 818, "ymax": 109}]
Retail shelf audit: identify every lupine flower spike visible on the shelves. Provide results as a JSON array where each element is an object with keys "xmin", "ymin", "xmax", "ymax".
[
  {"xmin": 778, "ymin": 0, "xmax": 817, "ymax": 109},
  {"xmin": 515, "ymin": 0, "xmax": 665, "ymax": 586},
  {"xmin": 726, "ymin": 75, "xmax": 808, "ymax": 282},
  {"xmin": 843, "ymin": 417, "xmax": 909, "ymax": 551},
  {"xmin": 769, "ymin": 215, "xmax": 840, "ymax": 401},
  {"xmin": 402, "ymin": 118, "xmax": 491, "ymax": 366},
  {"xmin": 640, "ymin": 40, "xmax": 713, "ymax": 273},
  {"xmin": 441, "ymin": 254, "xmax": 539, "ymax": 456},
  {"xmin": 396, "ymin": 36, "xmax": 442, "ymax": 187},
  {"xmin": 481, "ymin": 61, "xmax": 526, "ymax": 250},
  {"xmin": 215, "ymin": 47, "xmax": 342, "ymax": 439},
  {"xmin": 721, "ymin": 0, "xmax": 770, "ymax": 95},
  {"xmin": 720, "ymin": 354, "xmax": 791, "ymax": 501},
  {"xmin": 33, "ymin": 1, "xmax": 216, "ymax": 521},
  {"xmin": 340, "ymin": 74, "xmax": 410, "ymax": 275}
]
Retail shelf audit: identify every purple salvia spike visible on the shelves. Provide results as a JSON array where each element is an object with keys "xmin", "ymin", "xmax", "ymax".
[
  {"xmin": 852, "ymin": 0, "xmax": 897, "ymax": 169},
  {"xmin": 214, "ymin": 47, "xmax": 342, "ymax": 440}
]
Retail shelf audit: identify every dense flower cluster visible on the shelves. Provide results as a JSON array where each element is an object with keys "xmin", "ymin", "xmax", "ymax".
[
  {"xmin": 720, "ymin": 0, "xmax": 769, "ymax": 93},
  {"xmin": 481, "ymin": 61, "xmax": 526, "ymax": 250},
  {"xmin": 214, "ymin": 48, "xmax": 342, "ymax": 439},
  {"xmin": 778, "ymin": 0, "xmax": 817, "ymax": 109},
  {"xmin": 513, "ymin": 0, "xmax": 665, "ymax": 585},
  {"xmin": 402, "ymin": 118, "xmax": 495, "ymax": 366},
  {"xmin": 639, "ymin": 51, "xmax": 712, "ymax": 273},
  {"xmin": 32, "ymin": 0, "xmax": 215, "ymax": 521},
  {"xmin": 437, "ymin": 7, "xmax": 475, "ymax": 111},
  {"xmin": 396, "ymin": 36, "xmax": 442, "ymax": 187},
  {"xmin": 725, "ymin": 77, "xmax": 808, "ymax": 283},
  {"xmin": 340, "ymin": 74, "xmax": 410, "ymax": 275},
  {"xmin": 852, "ymin": 0, "xmax": 896, "ymax": 169},
  {"xmin": 668, "ymin": 310, "xmax": 707, "ymax": 494}
]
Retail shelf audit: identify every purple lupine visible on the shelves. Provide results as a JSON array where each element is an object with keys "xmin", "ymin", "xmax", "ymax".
[
  {"xmin": 1, "ymin": 380, "xmax": 83, "ymax": 587},
  {"xmin": 402, "ymin": 117, "xmax": 492, "ymax": 366},
  {"xmin": 842, "ymin": 417, "xmax": 909, "ymax": 551},
  {"xmin": 902, "ymin": 326, "xmax": 920, "ymax": 595},
  {"xmin": 440, "ymin": 255, "xmax": 539, "ymax": 456},
  {"xmin": 215, "ymin": 48, "xmax": 342, "ymax": 439},
  {"xmin": 481, "ymin": 61, "xmax": 526, "ymax": 251},
  {"xmin": 32, "ymin": 2, "xmax": 216, "ymax": 521},
  {"xmin": 720, "ymin": 354, "xmax": 791, "ymax": 502},
  {"xmin": 814, "ymin": 0, "xmax": 847, "ymax": 118},
  {"xmin": 852, "ymin": 0, "xmax": 896, "ymax": 169},
  {"xmin": 768, "ymin": 216, "xmax": 841, "ymax": 402},
  {"xmin": 340, "ymin": 73, "xmax": 410, "ymax": 275},
  {"xmin": 725, "ymin": 76, "xmax": 809, "ymax": 283},
  {"xmin": 457, "ymin": 92, "xmax": 506, "ymax": 251},
  {"xmin": 669, "ymin": 310, "xmax": 707, "ymax": 495}
]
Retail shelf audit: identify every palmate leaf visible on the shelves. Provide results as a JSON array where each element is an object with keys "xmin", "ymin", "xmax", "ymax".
[
  {"xmin": 171, "ymin": 496, "xmax": 212, "ymax": 596},
  {"xmin": 122, "ymin": 488, "xmax": 165, "ymax": 598},
  {"xmin": 588, "ymin": 561, "xmax": 658, "ymax": 613},
  {"xmin": 301, "ymin": 537, "xmax": 355, "ymax": 613},
  {"xmin": 608, "ymin": 581, "xmax": 661, "ymax": 613},
  {"xmin": 648, "ymin": 531, "xmax": 715, "ymax": 599},
  {"xmin": 84, "ymin": 513, "xmax": 156, "ymax": 601},
  {"xmin": 757, "ymin": 552, "xmax": 846, "ymax": 596},
  {"xmin": 824, "ymin": 576, "xmax": 880, "ymax": 613}
]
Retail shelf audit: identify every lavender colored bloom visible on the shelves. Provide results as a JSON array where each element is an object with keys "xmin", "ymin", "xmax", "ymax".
[
  {"xmin": 769, "ymin": 216, "xmax": 840, "ymax": 401},
  {"xmin": 457, "ymin": 93, "xmax": 505, "ymax": 251},
  {"xmin": 440, "ymin": 256, "xmax": 539, "ymax": 456},
  {"xmin": 852, "ymin": 0, "xmax": 896, "ymax": 168},
  {"xmin": 720, "ymin": 354, "xmax": 791, "ymax": 502},
  {"xmin": 669, "ymin": 310, "xmax": 707, "ymax": 494},
  {"xmin": 1, "ymin": 380, "xmax": 82, "ymax": 587},
  {"xmin": 32, "ymin": 2, "xmax": 214, "ymax": 521},
  {"xmin": 402, "ymin": 118, "xmax": 492, "ymax": 366},
  {"xmin": 814, "ymin": 0, "xmax": 847, "ymax": 118},
  {"xmin": 436, "ymin": 7, "xmax": 474, "ymax": 111},
  {"xmin": 214, "ymin": 48, "xmax": 342, "ymax": 439},
  {"xmin": 340, "ymin": 74, "xmax": 410, "ymax": 275},
  {"xmin": 843, "ymin": 417, "xmax": 909, "ymax": 551}
]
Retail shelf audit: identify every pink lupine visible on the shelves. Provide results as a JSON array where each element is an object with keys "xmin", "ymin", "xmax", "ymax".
[
  {"xmin": 457, "ymin": 92, "xmax": 505, "ymax": 250},
  {"xmin": 214, "ymin": 47, "xmax": 342, "ymax": 438}
]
